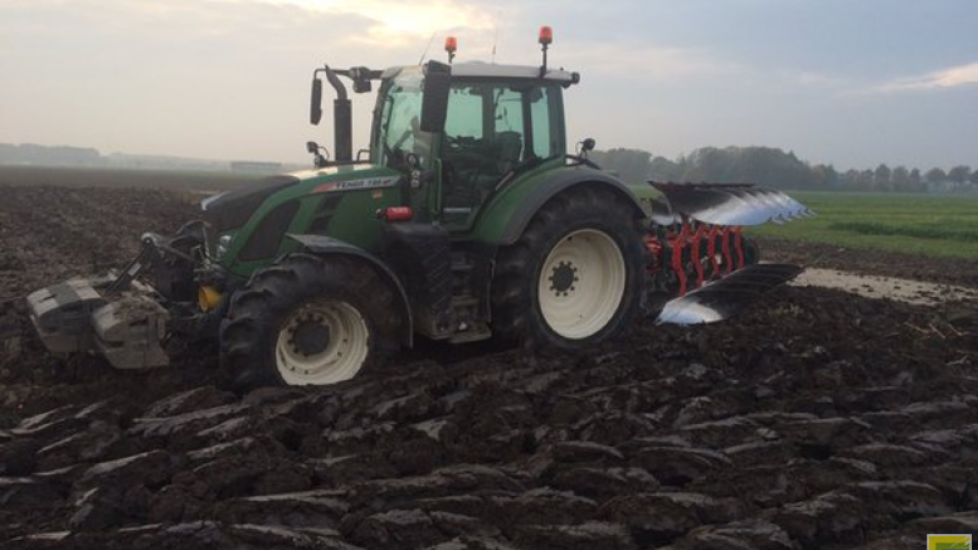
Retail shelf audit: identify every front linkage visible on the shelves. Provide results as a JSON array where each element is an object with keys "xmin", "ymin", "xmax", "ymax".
[{"xmin": 25, "ymin": 229, "xmax": 223, "ymax": 369}]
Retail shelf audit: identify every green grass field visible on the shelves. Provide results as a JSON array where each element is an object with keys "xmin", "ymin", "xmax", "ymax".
[{"xmin": 750, "ymin": 191, "xmax": 978, "ymax": 260}]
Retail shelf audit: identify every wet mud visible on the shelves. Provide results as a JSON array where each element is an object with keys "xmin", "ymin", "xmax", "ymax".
[{"xmin": 1, "ymin": 185, "xmax": 977, "ymax": 549}]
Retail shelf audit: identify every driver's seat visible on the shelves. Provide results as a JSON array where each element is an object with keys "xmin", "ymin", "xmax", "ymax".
[{"xmin": 495, "ymin": 131, "xmax": 523, "ymax": 175}]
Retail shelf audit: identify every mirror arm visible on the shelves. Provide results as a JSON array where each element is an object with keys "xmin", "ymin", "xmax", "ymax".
[{"xmin": 323, "ymin": 66, "xmax": 348, "ymax": 101}]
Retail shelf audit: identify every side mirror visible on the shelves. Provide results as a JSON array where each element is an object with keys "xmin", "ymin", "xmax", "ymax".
[
  {"xmin": 306, "ymin": 141, "xmax": 319, "ymax": 154},
  {"xmin": 420, "ymin": 61, "xmax": 451, "ymax": 133},
  {"xmin": 350, "ymin": 66, "xmax": 373, "ymax": 93},
  {"xmin": 580, "ymin": 138, "xmax": 596, "ymax": 153},
  {"xmin": 310, "ymin": 77, "xmax": 323, "ymax": 125}
]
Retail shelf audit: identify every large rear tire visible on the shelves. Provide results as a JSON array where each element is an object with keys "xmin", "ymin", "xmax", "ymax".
[
  {"xmin": 220, "ymin": 253, "xmax": 401, "ymax": 389},
  {"xmin": 491, "ymin": 186, "xmax": 646, "ymax": 350}
]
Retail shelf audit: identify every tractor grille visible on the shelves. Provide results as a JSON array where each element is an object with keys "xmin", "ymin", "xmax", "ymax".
[
  {"xmin": 202, "ymin": 175, "xmax": 298, "ymax": 234},
  {"xmin": 238, "ymin": 200, "xmax": 300, "ymax": 261},
  {"xmin": 201, "ymin": 175, "xmax": 299, "ymax": 259}
]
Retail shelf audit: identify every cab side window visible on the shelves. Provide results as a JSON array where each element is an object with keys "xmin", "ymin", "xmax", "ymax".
[
  {"xmin": 529, "ymin": 86, "xmax": 558, "ymax": 159},
  {"xmin": 444, "ymin": 87, "xmax": 483, "ymax": 142},
  {"xmin": 441, "ymin": 82, "xmax": 558, "ymax": 216}
]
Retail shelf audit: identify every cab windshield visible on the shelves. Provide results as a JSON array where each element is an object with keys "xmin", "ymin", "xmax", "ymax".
[{"xmin": 373, "ymin": 69, "xmax": 433, "ymax": 168}]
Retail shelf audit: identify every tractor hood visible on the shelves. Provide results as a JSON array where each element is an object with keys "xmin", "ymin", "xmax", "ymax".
[
  {"xmin": 199, "ymin": 164, "xmax": 401, "ymax": 264},
  {"xmin": 200, "ymin": 164, "xmax": 392, "ymax": 234},
  {"xmin": 201, "ymin": 175, "xmax": 299, "ymax": 234}
]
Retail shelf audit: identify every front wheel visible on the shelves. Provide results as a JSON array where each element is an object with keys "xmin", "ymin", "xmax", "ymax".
[
  {"xmin": 220, "ymin": 254, "xmax": 401, "ymax": 389},
  {"xmin": 491, "ymin": 187, "xmax": 646, "ymax": 350}
]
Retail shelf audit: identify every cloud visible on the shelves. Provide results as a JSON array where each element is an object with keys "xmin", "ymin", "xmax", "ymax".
[
  {"xmin": 786, "ymin": 70, "xmax": 847, "ymax": 89},
  {"xmin": 873, "ymin": 62, "xmax": 978, "ymax": 93},
  {"xmin": 211, "ymin": 0, "xmax": 496, "ymax": 46}
]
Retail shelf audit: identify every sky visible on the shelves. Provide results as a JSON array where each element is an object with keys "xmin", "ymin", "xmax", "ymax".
[{"xmin": 1, "ymin": 0, "xmax": 976, "ymax": 170}]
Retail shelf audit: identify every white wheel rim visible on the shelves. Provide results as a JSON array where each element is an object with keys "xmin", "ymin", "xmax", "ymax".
[
  {"xmin": 537, "ymin": 228, "xmax": 627, "ymax": 340},
  {"xmin": 275, "ymin": 300, "xmax": 370, "ymax": 386}
]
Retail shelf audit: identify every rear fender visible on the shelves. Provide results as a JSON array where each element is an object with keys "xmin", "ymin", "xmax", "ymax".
[
  {"xmin": 286, "ymin": 234, "xmax": 413, "ymax": 347},
  {"xmin": 472, "ymin": 167, "xmax": 646, "ymax": 246}
]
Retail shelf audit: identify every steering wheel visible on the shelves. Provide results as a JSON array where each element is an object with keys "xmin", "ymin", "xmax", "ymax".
[{"xmin": 392, "ymin": 127, "xmax": 413, "ymax": 151}]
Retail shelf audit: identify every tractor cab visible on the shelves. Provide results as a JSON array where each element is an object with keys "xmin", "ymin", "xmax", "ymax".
[
  {"xmin": 369, "ymin": 62, "xmax": 578, "ymax": 230},
  {"xmin": 310, "ymin": 29, "xmax": 580, "ymax": 232}
]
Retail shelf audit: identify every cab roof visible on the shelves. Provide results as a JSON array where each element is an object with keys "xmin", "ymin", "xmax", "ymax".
[{"xmin": 382, "ymin": 62, "xmax": 579, "ymax": 85}]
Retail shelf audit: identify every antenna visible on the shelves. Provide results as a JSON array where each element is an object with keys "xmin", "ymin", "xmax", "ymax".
[
  {"xmin": 491, "ymin": 11, "xmax": 500, "ymax": 63},
  {"xmin": 418, "ymin": 31, "xmax": 437, "ymax": 65}
]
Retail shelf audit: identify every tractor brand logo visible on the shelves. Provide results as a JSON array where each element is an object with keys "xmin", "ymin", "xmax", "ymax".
[
  {"xmin": 311, "ymin": 176, "xmax": 399, "ymax": 195},
  {"xmin": 929, "ymin": 534, "xmax": 972, "ymax": 550}
]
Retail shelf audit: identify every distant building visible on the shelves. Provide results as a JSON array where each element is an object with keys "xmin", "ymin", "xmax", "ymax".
[
  {"xmin": 0, "ymin": 143, "xmax": 106, "ymax": 167},
  {"xmin": 230, "ymin": 161, "xmax": 282, "ymax": 174}
]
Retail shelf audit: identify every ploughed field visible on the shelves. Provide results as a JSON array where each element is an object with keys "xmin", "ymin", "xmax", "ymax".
[{"xmin": 1, "ymin": 182, "xmax": 978, "ymax": 550}]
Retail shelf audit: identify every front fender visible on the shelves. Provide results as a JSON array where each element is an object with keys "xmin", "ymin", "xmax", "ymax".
[
  {"xmin": 286, "ymin": 234, "xmax": 413, "ymax": 347},
  {"xmin": 471, "ymin": 166, "xmax": 647, "ymax": 246}
]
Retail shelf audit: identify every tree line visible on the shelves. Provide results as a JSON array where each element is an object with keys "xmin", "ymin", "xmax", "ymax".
[{"xmin": 588, "ymin": 146, "xmax": 978, "ymax": 193}]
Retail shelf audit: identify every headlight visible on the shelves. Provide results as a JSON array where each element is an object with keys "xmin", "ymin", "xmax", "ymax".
[{"xmin": 216, "ymin": 234, "xmax": 233, "ymax": 259}]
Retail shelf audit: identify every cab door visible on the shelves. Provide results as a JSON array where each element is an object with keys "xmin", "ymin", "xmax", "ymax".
[{"xmin": 439, "ymin": 81, "xmax": 561, "ymax": 232}]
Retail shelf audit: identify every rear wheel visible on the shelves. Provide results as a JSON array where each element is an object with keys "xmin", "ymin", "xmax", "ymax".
[
  {"xmin": 537, "ymin": 229, "xmax": 627, "ymax": 339},
  {"xmin": 220, "ymin": 253, "xmax": 401, "ymax": 389},
  {"xmin": 492, "ymin": 187, "xmax": 646, "ymax": 350}
]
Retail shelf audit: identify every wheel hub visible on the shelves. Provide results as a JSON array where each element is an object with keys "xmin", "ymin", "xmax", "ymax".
[
  {"xmin": 291, "ymin": 318, "xmax": 330, "ymax": 356},
  {"xmin": 549, "ymin": 261, "xmax": 578, "ymax": 295},
  {"xmin": 275, "ymin": 300, "xmax": 370, "ymax": 386},
  {"xmin": 537, "ymin": 229, "xmax": 627, "ymax": 340}
]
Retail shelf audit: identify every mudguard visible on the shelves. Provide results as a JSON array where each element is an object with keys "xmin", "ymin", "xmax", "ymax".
[
  {"xmin": 286, "ymin": 234, "xmax": 414, "ymax": 346},
  {"xmin": 471, "ymin": 165, "xmax": 646, "ymax": 246}
]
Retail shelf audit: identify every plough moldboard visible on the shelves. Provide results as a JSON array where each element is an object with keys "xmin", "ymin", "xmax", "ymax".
[
  {"xmin": 648, "ymin": 182, "xmax": 814, "ymax": 226},
  {"xmin": 643, "ymin": 182, "xmax": 813, "ymax": 325}
]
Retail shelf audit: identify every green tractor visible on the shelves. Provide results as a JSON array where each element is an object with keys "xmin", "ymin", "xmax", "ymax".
[{"xmin": 26, "ymin": 28, "xmax": 811, "ymax": 388}]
